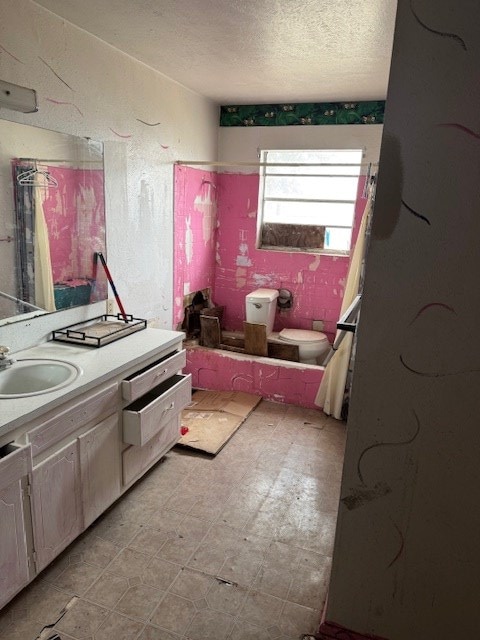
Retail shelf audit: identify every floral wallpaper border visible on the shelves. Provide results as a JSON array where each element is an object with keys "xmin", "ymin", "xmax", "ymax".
[{"xmin": 220, "ymin": 101, "xmax": 385, "ymax": 126}]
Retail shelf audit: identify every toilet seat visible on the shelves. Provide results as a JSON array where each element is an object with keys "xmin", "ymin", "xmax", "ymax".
[{"xmin": 278, "ymin": 328, "xmax": 328, "ymax": 345}]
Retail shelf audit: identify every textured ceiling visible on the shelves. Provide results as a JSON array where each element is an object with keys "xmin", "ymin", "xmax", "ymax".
[{"xmin": 35, "ymin": 0, "xmax": 397, "ymax": 104}]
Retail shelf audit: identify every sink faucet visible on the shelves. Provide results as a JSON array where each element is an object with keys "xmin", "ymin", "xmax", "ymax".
[{"xmin": 0, "ymin": 346, "xmax": 15, "ymax": 371}]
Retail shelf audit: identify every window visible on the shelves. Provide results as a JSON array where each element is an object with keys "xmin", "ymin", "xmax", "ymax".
[{"xmin": 257, "ymin": 149, "xmax": 363, "ymax": 254}]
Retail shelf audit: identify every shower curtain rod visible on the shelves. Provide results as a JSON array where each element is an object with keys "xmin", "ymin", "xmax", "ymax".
[
  {"xmin": 175, "ymin": 160, "xmax": 379, "ymax": 168},
  {"xmin": 17, "ymin": 157, "xmax": 102, "ymax": 164}
]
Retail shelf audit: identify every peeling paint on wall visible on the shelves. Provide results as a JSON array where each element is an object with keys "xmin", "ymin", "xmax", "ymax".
[
  {"xmin": 236, "ymin": 255, "xmax": 252, "ymax": 267},
  {"xmin": 139, "ymin": 179, "xmax": 154, "ymax": 220},
  {"xmin": 252, "ymin": 273, "xmax": 275, "ymax": 288},
  {"xmin": 235, "ymin": 267, "xmax": 247, "ymax": 288},
  {"xmin": 173, "ymin": 165, "xmax": 218, "ymax": 326},
  {"xmin": 236, "ymin": 240, "xmax": 252, "ymax": 267},
  {"xmin": 309, "ymin": 255, "xmax": 321, "ymax": 271},
  {"xmin": 194, "ymin": 184, "xmax": 217, "ymax": 244},
  {"xmin": 185, "ymin": 217, "xmax": 193, "ymax": 264}
]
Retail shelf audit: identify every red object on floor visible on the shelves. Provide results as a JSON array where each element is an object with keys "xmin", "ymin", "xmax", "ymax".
[{"xmin": 180, "ymin": 426, "xmax": 189, "ymax": 435}]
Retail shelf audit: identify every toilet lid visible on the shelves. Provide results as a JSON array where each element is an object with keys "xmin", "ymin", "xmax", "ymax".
[{"xmin": 279, "ymin": 328, "xmax": 328, "ymax": 344}]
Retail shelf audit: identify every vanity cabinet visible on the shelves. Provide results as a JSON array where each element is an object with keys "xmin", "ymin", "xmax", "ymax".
[
  {"xmin": 0, "ymin": 329, "xmax": 189, "ymax": 607},
  {"xmin": 0, "ymin": 444, "xmax": 32, "ymax": 610},
  {"xmin": 31, "ymin": 439, "xmax": 83, "ymax": 572}
]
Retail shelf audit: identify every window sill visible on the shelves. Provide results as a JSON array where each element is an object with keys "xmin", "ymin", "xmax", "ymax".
[{"xmin": 258, "ymin": 244, "xmax": 350, "ymax": 257}]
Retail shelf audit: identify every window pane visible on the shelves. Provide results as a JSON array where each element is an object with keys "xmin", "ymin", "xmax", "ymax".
[
  {"xmin": 258, "ymin": 148, "xmax": 362, "ymax": 254},
  {"xmin": 325, "ymin": 227, "xmax": 352, "ymax": 251},
  {"xmin": 263, "ymin": 200, "xmax": 355, "ymax": 226},
  {"xmin": 265, "ymin": 149, "xmax": 362, "ymax": 175},
  {"xmin": 264, "ymin": 175, "xmax": 359, "ymax": 200}
]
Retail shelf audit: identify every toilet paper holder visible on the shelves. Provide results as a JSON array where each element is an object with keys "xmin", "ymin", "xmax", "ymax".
[{"xmin": 277, "ymin": 289, "xmax": 292, "ymax": 309}]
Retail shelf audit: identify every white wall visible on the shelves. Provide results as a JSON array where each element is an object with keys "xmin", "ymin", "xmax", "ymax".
[
  {"xmin": 324, "ymin": 1, "xmax": 480, "ymax": 638},
  {"xmin": 0, "ymin": 0, "xmax": 218, "ymax": 351},
  {"xmin": 218, "ymin": 124, "xmax": 383, "ymax": 173}
]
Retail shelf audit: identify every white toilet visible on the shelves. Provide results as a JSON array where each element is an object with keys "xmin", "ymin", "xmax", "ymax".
[
  {"xmin": 245, "ymin": 288, "xmax": 279, "ymax": 334},
  {"xmin": 245, "ymin": 288, "xmax": 331, "ymax": 365},
  {"xmin": 277, "ymin": 328, "xmax": 331, "ymax": 365}
]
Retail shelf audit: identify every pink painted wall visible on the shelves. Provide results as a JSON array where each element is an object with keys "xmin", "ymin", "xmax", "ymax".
[
  {"xmin": 214, "ymin": 173, "xmax": 368, "ymax": 341},
  {"xmin": 173, "ymin": 165, "xmax": 218, "ymax": 327},
  {"xmin": 185, "ymin": 346, "xmax": 324, "ymax": 408},
  {"xmin": 173, "ymin": 166, "xmax": 367, "ymax": 340},
  {"xmin": 42, "ymin": 166, "xmax": 105, "ymax": 286}
]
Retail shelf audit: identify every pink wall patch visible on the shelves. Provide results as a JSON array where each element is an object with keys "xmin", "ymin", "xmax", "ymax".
[
  {"xmin": 173, "ymin": 165, "xmax": 218, "ymax": 327},
  {"xmin": 42, "ymin": 166, "xmax": 105, "ymax": 285}
]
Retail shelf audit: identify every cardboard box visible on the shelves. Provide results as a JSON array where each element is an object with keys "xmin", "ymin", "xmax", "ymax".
[{"xmin": 179, "ymin": 390, "xmax": 262, "ymax": 454}]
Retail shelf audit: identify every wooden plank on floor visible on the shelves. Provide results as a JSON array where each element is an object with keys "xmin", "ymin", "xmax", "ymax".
[
  {"xmin": 243, "ymin": 321, "xmax": 268, "ymax": 356},
  {"xmin": 200, "ymin": 315, "xmax": 221, "ymax": 348}
]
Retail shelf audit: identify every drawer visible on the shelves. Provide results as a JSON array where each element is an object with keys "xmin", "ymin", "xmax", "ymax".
[
  {"xmin": 122, "ymin": 350, "xmax": 187, "ymax": 402},
  {"xmin": 28, "ymin": 383, "xmax": 118, "ymax": 457},
  {"xmin": 0, "ymin": 443, "xmax": 32, "ymax": 491},
  {"xmin": 123, "ymin": 373, "xmax": 191, "ymax": 446},
  {"xmin": 122, "ymin": 415, "xmax": 180, "ymax": 486}
]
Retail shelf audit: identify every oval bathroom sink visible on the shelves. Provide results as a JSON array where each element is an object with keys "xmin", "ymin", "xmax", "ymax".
[{"xmin": 0, "ymin": 359, "xmax": 81, "ymax": 398}]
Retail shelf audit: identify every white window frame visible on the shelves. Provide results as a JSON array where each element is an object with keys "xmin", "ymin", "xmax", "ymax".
[{"xmin": 256, "ymin": 149, "xmax": 363, "ymax": 255}]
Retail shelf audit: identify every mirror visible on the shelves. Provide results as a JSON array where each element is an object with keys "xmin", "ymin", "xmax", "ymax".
[{"xmin": 0, "ymin": 119, "xmax": 107, "ymax": 324}]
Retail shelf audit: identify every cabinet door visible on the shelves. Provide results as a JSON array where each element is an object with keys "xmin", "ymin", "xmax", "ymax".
[
  {"xmin": 31, "ymin": 440, "xmax": 83, "ymax": 572},
  {"xmin": 0, "ymin": 444, "xmax": 32, "ymax": 609},
  {"xmin": 79, "ymin": 414, "xmax": 121, "ymax": 527}
]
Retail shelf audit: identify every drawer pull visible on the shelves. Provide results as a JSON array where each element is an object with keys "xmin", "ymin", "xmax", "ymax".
[
  {"xmin": 163, "ymin": 401, "xmax": 175, "ymax": 414},
  {"xmin": 155, "ymin": 369, "xmax": 168, "ymax": 378}
]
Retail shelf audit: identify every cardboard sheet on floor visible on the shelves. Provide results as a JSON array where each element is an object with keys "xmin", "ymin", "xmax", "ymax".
[{"xmin": 178, "ymin": 390, "xmax": 262, "ymax": 454}]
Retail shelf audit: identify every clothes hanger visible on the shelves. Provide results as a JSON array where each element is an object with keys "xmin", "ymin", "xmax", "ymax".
[{"xmin": 16, "ymin": 167, "xmax": 58, "ymax": 187}]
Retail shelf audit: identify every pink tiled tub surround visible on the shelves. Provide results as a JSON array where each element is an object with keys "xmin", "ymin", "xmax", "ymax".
[
  {"xmin": 174, "ymin": 166, "xmax": 367, "ymax": 342},
  {"xmin": 185, "ymin": 346, "xmax": 324, "ymax": 409}
]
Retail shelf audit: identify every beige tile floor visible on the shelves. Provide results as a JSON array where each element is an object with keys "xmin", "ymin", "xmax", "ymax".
[{"xmin": 0, "ymin": 401, "xmax": 345, "ymax": 640}]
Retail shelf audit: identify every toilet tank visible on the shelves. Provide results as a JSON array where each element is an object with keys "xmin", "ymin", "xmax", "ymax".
[{"xmin": 245, "ymin": 288, "xmax": 279, "ymax": 334}]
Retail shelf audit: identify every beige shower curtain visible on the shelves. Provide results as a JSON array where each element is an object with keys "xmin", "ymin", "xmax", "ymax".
[
  {"xmin": 34, "ymin": 187, "xmax": 56, "ymax": 312},
  {"xmin": 315, "ymin": 192, "xmax": 373, "ymax": 418}
]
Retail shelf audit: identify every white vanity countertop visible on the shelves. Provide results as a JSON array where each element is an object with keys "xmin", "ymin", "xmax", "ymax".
[{"xmin": 0, "ymin": 328, "xmax": 185, "ymax": 438}]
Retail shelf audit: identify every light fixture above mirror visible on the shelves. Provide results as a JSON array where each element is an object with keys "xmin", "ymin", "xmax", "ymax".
[{"xmin": 0, "ymin": 79, "xmax": 37, "ymax": 113}]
